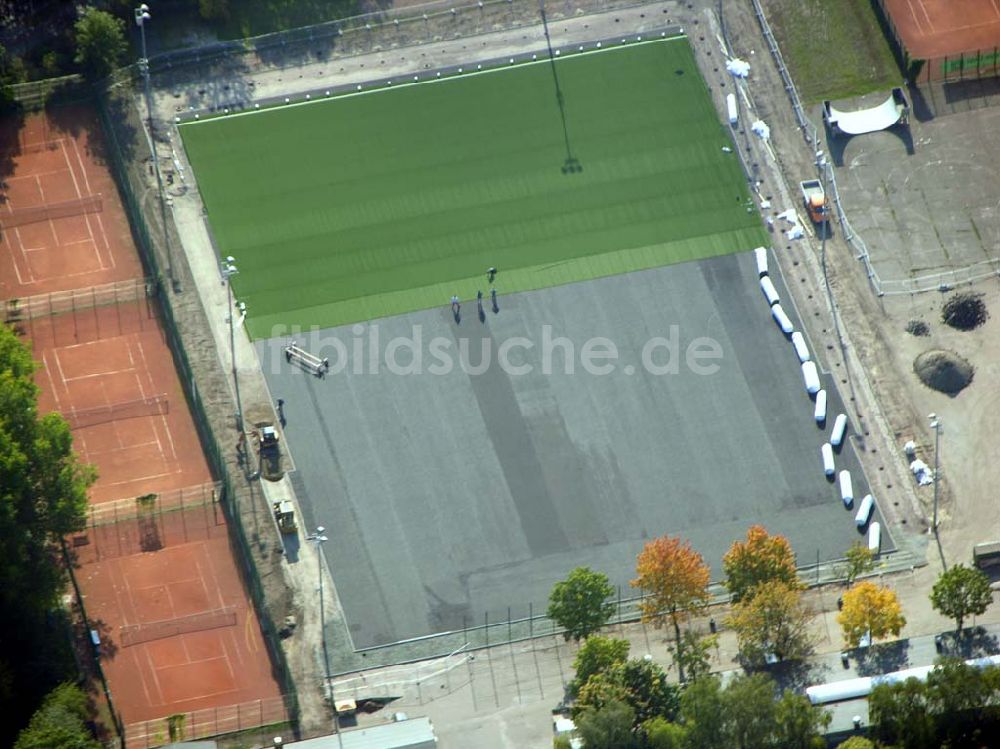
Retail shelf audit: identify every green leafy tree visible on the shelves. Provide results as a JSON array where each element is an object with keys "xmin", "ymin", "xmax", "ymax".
[
  {"xmin": 0, "ymin": 325, "xmax": 95, "ymax": 743},
  {"xmin": 869, "ymin": 678, "xmax": 934, "ymax": 749},
  {"xmin": 722, "ymin": 525, "xmax": 802, "ymax": 602},
  {"xmin": 723, "ymin": 673, "xmax": 776, "ymax": 749},
  {"xmin": 773, "ymin": 690, "xmax": 829, "ymax": 749},
  {"xmin": 0, "ymin": 44, "xmax": 26, "ymax": 109},
  {"xmin": 14, "ymin": 683, "xmax": 100, "ymax": 749},
  {"xmin": 642, "ymin": 717, "xmax": 685, "ymax": 748},
  {"xmin": 73, "ymin": 7, "xmax": 127, "ymax": 80},
  {"xmin": 575, "ymin": 658, "xmax": 680, "ymax": 728},
  {"xmin": 926, "ymin": 657, "xmax": 993, "ymax": 745},
  {"xmin": 199, "ymin": 0, "xmax": 230, "ymax": 21},
  {"xmin": 834, "ymin": 738, "xmax": 875, "ymax": 749},
  {"xmin": 727, "ymin": 582, "xmax": 816, "ymax": 666},
  {"xmin": 574, "ymin": 699, "xmax": 638, "ymax": 749},
  {"xmin": 842, "ymin": 541, "xmax": 877, "ymax": 586},
  {"xmin": 930, "ymin": 564, "xmax": 993, "ymax": 636},
  {"xmin": 678, "ymin": 675, "xmax": 726, "ymax": 749},
  {"xmin": 549, "ymin": 566, "xmax": 616, "ymax": 642},
  {"xmin": 571, "ymin": 636, "xmax": 629, "ymax": 697},
  {"xmin": 671, "ymin": 629, "xmax": 716, "ymax": 682}
]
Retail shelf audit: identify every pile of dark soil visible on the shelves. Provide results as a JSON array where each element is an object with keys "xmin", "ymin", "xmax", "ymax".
[
  {"xmin": 906, "ymin": 320, "xmax": 929, "ymax": 337},
  {"xmin": 914, "ymin": 349, "xmax": 974, "ymax": 395},
  {"xmin": 941, "ymin": 292, "xmax": 988, "ymax": 331}
]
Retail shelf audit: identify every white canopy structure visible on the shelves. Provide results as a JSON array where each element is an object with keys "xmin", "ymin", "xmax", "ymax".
[{"xmin": 823, "ymin": 87, "xmax": 909, "ymax": 136}]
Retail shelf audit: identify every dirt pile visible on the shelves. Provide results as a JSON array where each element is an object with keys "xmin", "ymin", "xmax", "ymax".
[
  {"xmin": 914, "ymin": 349, "xmax": 974, "ymax": 395},
  {"xmin": 941, "ymin": 292, "xmax": 988, "ymax": 331}
]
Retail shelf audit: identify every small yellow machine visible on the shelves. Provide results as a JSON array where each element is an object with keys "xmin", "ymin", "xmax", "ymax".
[{"xmin": 273, "ymin": 500, "xmax": 297, "ymax": 535}]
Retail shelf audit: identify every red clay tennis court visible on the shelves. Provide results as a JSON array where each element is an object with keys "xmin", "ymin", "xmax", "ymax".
[
  {"xmin": 0, "ymin": 109, "xmax": 140, "ymax": 298},
  {"xmin": 0, "ymin": 105, "xmax": 285, "ymax": 745},
  {"xmin": 73, "ymin": 488, "xmax": 286, "ymax": 743},
  {"xmin": 880, "ymin": 0, "xmax": 1000, "ymax": 78},
  {"xmin": 32, "ymin": 320, "xmax": 211, "ymax": 504}
]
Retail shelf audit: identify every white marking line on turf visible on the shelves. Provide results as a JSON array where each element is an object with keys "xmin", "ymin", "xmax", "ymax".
[{"xmin": 179, "ymin": 35, "xmax": 689, "ymax": 126}]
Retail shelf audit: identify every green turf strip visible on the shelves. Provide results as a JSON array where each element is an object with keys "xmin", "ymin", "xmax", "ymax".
[{"xmin": 180, "ymin": 37, "xmax": 767, "ymax": 338}]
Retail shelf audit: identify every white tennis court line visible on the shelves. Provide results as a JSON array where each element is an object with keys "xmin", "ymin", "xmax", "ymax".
[
  {"xmin": 135, "ymin": 339, "xmax": 179, "ymax": 466},
  {"xmin": 59, "ymin": 138, "xmax": 107, "ymax": 271},
  {"xmin": 129, "ymin": 340, "xmax": 172, "ymax": 471},
  {"xmin": 39, "ymin": 349, "xmax": 67, "ymax": 414},
  {"xmin": 34, "ymin": 173, "xmax": 64, "ymax": 248},
  {"xmin": 70, "ymin": 137, "xmax": 114, "ymax": 268},
  {"xmin": 6, "ymin": 226, "xmax": 31, "ymax": 285},
  {"xmin": 906, "ymin": 0, "xmax": 934, "ymax": 34}
]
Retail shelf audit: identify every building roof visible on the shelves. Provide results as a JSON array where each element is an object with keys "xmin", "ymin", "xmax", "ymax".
[{"xmin": 285, "ymin": 717, "xmax": 436, "ymax": 749}]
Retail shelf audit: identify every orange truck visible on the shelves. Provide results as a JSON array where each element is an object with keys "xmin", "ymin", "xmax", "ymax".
[{"xmin": 800, "ymin": 179, "xmax": 828, "ymax": 224}]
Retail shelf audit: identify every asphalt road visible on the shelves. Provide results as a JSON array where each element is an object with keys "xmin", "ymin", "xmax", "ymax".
[{"xmin": 256, "ymin": 250, "xmax": 891, "ymax": 649}]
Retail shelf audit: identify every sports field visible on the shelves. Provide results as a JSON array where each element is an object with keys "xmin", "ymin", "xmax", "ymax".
[{"xmin": 181, "ymin": 37, "xmax": 766, "ymax": 338}]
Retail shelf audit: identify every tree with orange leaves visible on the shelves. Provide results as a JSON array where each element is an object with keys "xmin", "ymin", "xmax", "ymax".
[
  {"xmin": 722, "ymin": 525, "xmax": 802, "ymax": 603},
  {"xmin": 631, "ymin": 535, "xmax": 711, "ymax": 682}
]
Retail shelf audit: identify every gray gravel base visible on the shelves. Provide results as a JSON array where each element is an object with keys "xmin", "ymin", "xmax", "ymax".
[{"xmin": 257, "ymin": 250, "xmax": 891, "ymax": 649}]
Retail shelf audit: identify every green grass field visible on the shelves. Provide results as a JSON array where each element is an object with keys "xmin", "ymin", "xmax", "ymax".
[
  {"xmin": 763, "ymin": 0, "xmax": 900, "ymax": 103},
  {"xmin": 180, "ymin": 38, "xmax": 766, "ymax": 338}
]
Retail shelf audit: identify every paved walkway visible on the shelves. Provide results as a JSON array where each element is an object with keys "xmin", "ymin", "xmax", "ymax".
[{"xmin": 334, "ymin": 563, "xmax": 1000, "ymax": 747}]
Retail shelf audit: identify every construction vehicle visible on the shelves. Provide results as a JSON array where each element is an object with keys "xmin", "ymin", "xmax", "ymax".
[
  {"xmin": 273, "ymin": 500, "xmax": 297, "ymax": 535},
  {"xmin": 800, "ymin": 179, "xmax": 828, "ymax": 224},
  {"xmin": 255, "ymin": 424, "xmax": 284, "ymax": 481}
]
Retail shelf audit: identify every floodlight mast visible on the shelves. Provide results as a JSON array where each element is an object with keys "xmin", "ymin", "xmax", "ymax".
[{"xmin": 134, "ymin": 4, "xmax": 178, "ymax": 291}]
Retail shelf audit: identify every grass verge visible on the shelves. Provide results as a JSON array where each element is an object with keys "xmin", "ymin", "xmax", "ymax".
[{"xmin": 763, "ymin": 0, "xmax": 900, "ymax": 103}]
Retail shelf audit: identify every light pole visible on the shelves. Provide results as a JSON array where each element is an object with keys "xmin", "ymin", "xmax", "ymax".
[
  {"xmin": 221, "ymin": 256, "xmax": 243, "ymax": 432},
  {"xmin": 135, "ymin": 4, "xmax": 177, "ymax": 291},
  {"xmin": 929, "ymin": 413, "xmax": 941, "ymax": 533},
  {"xmin": 307, "ymin": 527, "xmax": 341, "ymax": 744}
]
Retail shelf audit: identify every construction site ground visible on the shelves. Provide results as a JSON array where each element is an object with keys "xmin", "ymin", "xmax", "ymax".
[{"xmin": 143, "ymin": 0, "xmax": 1000, "ymax": 743}]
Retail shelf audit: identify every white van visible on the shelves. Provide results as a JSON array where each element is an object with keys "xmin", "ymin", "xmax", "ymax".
[
  {"xmin": 831, "ymin": 413, "xmax": 848, "ymax": 448},
  {"xmin": 801, "ymin": 361, "xmax": 820, "ymax": 395},
  {"xmin": 839, "ymin": 470, "xmax": 853, "ymax": 507},
  {"xmin": 814, "ymin": 389, "xmax": 827, "ymax": 423},
  {"xmin": 821, "ymin": 443, "xmax": 835, "ymax": 477},
  {"xmin": 772, "ymin": 304, "xmax": 793, "ymax": 334},
  {"xmin": 791, "ymin": 331, "xmax": 810, "ymax": 363},
  {"xmin": 754, "ymin": 246, "xmax": 768, "ymax": 277},
  {"xmin": 727, "ymin": 92, "xmax": 738, "ymax": 126},
  {"xmin": 855, "ymin": 494, "xmax": 875, "ymax": 528}
]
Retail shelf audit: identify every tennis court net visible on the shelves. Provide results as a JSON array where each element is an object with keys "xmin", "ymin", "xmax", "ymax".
[
  {"xmin": 0, "ymin": 194, "xmax": 102, "ymax": 229},
  {"xmin": 120, "ymin": 606, "xmax": 238, "ymax": 647},
  {"xmin": 63, "ymin": 393, "xmax": 168, "ymax": 430}
]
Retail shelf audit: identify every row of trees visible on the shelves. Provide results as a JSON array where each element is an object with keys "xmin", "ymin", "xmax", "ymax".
[
  {"xmin": 551, "ymin": 527, "xmax": 995, "ymax": 667},
  {"xmin": 0, "ymin": 323, "xmax": 96, "ymax": 746},
  {"xmin": 563, "ymin": 646, "xmax": 829, "ymax": 749},
  {"xmin": 0, "ymin": 0, "xmax": 233, "ymax": 92},
  {"xmin": 548, "ymin": 525, "xmax": 998, "ymax": 748}
]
